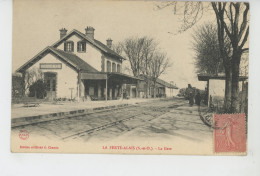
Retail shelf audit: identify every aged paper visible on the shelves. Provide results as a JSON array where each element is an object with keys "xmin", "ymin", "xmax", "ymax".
[{"xmin": 11, "ymin": 0, "xmax": 249, "ymax": 155}]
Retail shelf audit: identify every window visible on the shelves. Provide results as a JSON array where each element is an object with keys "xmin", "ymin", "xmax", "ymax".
[
  {"xmin": 64, "ymin": 41, "xmax": 74, "ymax": 52},
  {"xmin": 117, "ymin": 64, "xmax": 121, "ymax": 73},
  {"xmin": 77, "ymin": 41, "xmax": 86, "ymax": 52},
  {"xmin": 112, "ymin": 63, "xmax": 116, "ymax": 72},
  {"xmin": 107, "ymin": 61, "xmax": 111, "ymax": 72}
]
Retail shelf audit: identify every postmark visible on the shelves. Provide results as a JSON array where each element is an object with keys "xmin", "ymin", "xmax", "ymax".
[
  {"xmin": 214, "ymin": 114, "xmax": 246, "ymax": 153},
  {"xmin": 19, "ymin": 130, "xmax": 29, "ymax": 140}
]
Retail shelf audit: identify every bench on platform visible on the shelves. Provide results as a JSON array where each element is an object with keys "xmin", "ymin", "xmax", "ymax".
[{"xmin": 21, "ymin": 97, "xmax": 42, "ymax": 107}]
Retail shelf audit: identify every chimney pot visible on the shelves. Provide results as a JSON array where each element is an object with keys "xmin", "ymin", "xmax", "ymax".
[
  {"xmin": 85, "ymin": 26, "xmax": 95, "ymax": 39},
  {"xmin": 106, "ymin": 38, "xmax": 113, "ymax": 48},
  {"xmin": 59, "ymin": 28, "xmax": 67, "ymax": 39}
]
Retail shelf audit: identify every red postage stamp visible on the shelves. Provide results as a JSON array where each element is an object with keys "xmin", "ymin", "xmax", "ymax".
[{"xmin": 214, "ymin": 114, "xmax": 246, "ymax": 153}]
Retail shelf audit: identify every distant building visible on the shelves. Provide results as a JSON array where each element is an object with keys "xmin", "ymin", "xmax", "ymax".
[{"xmin": 137, "ymin": 75, "xmax": 178, "ymax": 98}]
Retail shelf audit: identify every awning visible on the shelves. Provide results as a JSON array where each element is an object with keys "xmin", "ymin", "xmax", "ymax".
[
  {"xmin": 107, "ymin": 72, "xmax": 143, "ymax": 84},
  {"xmin": 80, "ymin": 72, "xmax": 143, "ymax": 84},
  {"xmin": 81, "ymin": 72, "xmax": 107, "ymax": 80}
]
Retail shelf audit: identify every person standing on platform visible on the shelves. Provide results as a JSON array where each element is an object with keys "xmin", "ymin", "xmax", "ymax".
[
  {"xmin": 189, "ymin": 92, "xmax": 194, "ymax": 106},
  {"xmin": 195, "ymin": 92, "xmax": 201, "ymax": 106}
]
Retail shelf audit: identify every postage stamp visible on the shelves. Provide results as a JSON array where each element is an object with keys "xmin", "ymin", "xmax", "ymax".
[{"xmin": 214, "ymin": 114, "xmax": 246, "ymax": 153}]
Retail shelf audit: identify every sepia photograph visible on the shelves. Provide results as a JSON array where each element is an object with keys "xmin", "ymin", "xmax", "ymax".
[{"xmin": 11, "ymin": 0, "xmax": 249, "ymax": 155}]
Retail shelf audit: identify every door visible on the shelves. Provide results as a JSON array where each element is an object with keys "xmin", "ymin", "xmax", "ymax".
[{"xmin": 44, "ymin": 72, "xmax": 57, "ymax": 100}]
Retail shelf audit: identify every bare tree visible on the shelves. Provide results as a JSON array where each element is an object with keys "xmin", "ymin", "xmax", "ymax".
[
  {"xmin": 112, "ymin": 42, "xmax": 132, "ymax": 75},
  {"xmin": 119, "ymin": 36, "xmax": 171, "ymax": 98},
  {"xmin": 155, "ymin": 2, "xmax": 206, "ymax": 33},
  {"xmin": 140, "ymin": 37, "xmax": 158, "ymax": 97},
  {"xmin": 121, "ymin": 37, "xmax": 146, "ymax": 77},
  {"xmin": 156, "ymin": 2, "xmax": 249, "ymax": 113},
  {"xmin": 149, "ymin": 51, "xmax": 171, "ymax": 97},
  {"xmin": 112, "ymin": 42, "xmax": 123, "ymax": 55}
]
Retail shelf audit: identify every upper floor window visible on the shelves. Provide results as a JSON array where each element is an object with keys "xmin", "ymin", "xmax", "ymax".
[
  {"xmin": 112, "ymin": 63, "xmax": 116, "ymax": 72},
  {"xmin": 64, "ymin": 41, "xmax": 74, "ymax": 52},
  {"xmin": 77, "ymin": 41, "xmax": 86, "ymax": 52},
  {"xmin": 107, "ymin": 61, "xmax": 111, "ymax": 72},
  {"xmin": 117, "ymin": 64, "xmax": 121, "ymax": 73}
]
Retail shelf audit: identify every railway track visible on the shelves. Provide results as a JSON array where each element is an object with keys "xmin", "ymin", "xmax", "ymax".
[
  {"xmin": 62, "ymin": 112, "xmax": 145, "ymax": 140},
  {"xmin": 12, "ymin": 100, "xmax": 187, "ymax": 141},
  {"xmin": 62, "ymin": 104, "xmax": 178, "ymax": 141},
  {"xmin": 11, "ymin": 104, "xmax": 137, "ymax": 129}
]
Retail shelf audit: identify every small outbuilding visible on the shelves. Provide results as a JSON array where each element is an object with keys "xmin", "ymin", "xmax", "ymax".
[{"xmin": 198, "ymin": 74, "xmax": 248, "ymax": 107}]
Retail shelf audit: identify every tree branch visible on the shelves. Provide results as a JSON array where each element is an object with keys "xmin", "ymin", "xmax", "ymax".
[
  {"xmin": 238, "ymin": 3, "xmax": 249, "ymax": 42},
  {"xmin": 239, "ymin": 26, "xmax": 249, "ymax": 51}
]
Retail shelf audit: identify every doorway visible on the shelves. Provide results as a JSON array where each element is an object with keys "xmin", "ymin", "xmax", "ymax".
[{"xmin": 44, "ymin": 72, "xmax": 57, "ymax": 100}]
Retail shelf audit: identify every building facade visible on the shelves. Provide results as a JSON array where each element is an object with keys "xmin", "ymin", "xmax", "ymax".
[
  {"xmin": 16, "ymin": 26, "xmax": 176, "ymax": 101},
  {"xmin": 17, "ymin": 27, "xmax": 140, "ymax": 101},
  {"xmin": 137, "ymin": 75, "xmax": 178, "ymax": 98}
]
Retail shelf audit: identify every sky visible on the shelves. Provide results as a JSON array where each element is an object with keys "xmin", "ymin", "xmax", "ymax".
[{"xmin": 12, "ymin": 0, "xmax": 218, "ymax": 89}]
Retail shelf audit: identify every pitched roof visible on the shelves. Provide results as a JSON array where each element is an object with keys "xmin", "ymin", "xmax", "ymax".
[
  {"xmin": 16, "ymin": 46, "xmax": 98, "ymax": 73},
  {"xmin": 138, "ymin": 75, "xmax": 178, "ymax": 89},
  {"xmin": 156, "ymin": 78, "xmax": 178, "ymax": 89},
  {"xmin": 93, "ymin": 39, "xmax": 125, "ymax": 60},
  {"xmin": 51, "ymin": 29, "xmax": 125, "ymax": 61},
  {"xmin": 50, "ymin": 47, "xmax": 98, "ymax": 72}
]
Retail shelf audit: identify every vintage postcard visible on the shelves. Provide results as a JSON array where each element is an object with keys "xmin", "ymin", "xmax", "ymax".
[{"xmin": 11, "ymin": 0, "xmax": 249, "ymax": 155}]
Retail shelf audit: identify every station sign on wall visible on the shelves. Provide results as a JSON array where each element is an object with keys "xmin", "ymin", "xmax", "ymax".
[{"xmin": 40, "ymin": 63, "xmax": 62, "ymax": 69}]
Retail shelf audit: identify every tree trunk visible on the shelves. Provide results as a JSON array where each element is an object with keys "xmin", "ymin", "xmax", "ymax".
[
  {"xmin": 231, "ymin": 52, "xmax": 241, "ymax": 113},
  {"xmin": 154, "ymin": 86, "xmax": 156, "ymax": 98},
  {"xmin": 153, "ymin": 81, "xmax": 156, "ymax": 98},
  {"xmin": 224, "ymin": 68, "xmax": 232, "ymax": 112},
  {"xmin": 146, "ymin": 79, "xmax": 150, "ymax": 98}
]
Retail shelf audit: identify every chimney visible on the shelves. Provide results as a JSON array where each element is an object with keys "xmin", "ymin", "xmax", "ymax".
[
  {"xmin": 59, "ymin": 28, "xmax": 67, "ymax": 39},
  {"xmin": 85, "ymin": 26, "xmax": 95, "ymax": 39},
  {"xmin": 106, "ymin": 38, "xmax": 113, "ymax": 48}
]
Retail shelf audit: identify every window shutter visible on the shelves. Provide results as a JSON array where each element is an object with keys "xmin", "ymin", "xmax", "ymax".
[
  {"xmin": 64, "ymin": 43, "xmax": 67, "ymax": 51},
  {"xmin": 84, "ymin": 42, "xmax": 86, "ymax": 52},
  {"xmin": 77, "ymin": 42, "xmax": 80, "ymax": 52}
]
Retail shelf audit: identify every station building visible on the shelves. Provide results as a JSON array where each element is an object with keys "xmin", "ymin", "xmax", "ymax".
[
  {"xmin": 16, "ymin": 26, "xmax": 177, "ymax": 101},
  {"xmin": 16, "ymin": 27, "xmax": 142, "ymax": 101}
]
